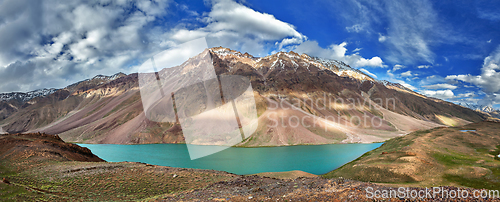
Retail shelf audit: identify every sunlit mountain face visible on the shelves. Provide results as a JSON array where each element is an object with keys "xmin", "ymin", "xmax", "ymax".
[
  {"xmin": 0, "ymin": 47, "xmax": 488, "ymax": 145},
  {"xmin": 2, "ymin": 1, "xmax": 500, "ymax": 201},
  {"xmin": 0, "ymin": 0, "xmax": 499, "ymax": 110}
]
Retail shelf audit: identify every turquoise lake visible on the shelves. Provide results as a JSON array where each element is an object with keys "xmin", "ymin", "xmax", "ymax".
[{"xmin": 78, "ymin": 143, "xmax": 383, "ymax": 175}]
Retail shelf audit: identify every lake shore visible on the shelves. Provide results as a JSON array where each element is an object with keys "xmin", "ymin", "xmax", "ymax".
[
  {"xmin": 77, "ymin": 142, "xmax": 383, "ymax": 175},
  {"xmin": 2, "ymin": 132, "xmax": 497, "ymax": 201}
]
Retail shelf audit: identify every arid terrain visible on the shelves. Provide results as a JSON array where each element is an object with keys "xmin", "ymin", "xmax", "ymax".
[
  {"xmin": 1, "ymin": 131, "xmax": 499, "ymax": 201},
  {"xmin": 0, "ymin": 48, "xmax": 490, "ymax": 147},
  {"xmin": 325, "ymin": 121, "xmax": 500, "ymax": 190}
]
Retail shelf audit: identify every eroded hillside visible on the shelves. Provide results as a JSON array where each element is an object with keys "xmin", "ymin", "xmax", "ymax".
[{"xmin": 0, "ymin": 48, "xmax": 488, "ymax": 145}]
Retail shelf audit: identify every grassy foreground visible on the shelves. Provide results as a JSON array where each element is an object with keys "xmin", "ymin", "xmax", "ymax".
[
  {"xmin": 0, "ymin": 133, "xmax": 235, "ymax": 201},
  {"xmin": 2, "ymin": 123, "xmax": 500, "ymax": 201},
  {"xmin": 324, "ymin": 121, "xmax": 500, "ymax": 190}
]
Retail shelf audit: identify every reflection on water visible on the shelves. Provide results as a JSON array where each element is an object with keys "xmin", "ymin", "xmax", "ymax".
[{"xmin": 460, "ymin": 130, "xmax": 476, "ymax": 132}]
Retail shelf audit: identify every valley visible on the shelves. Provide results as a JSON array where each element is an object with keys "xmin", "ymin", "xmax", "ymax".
[
  {"xmin": 0, "ymin": 48, "xmax": 489, "ymax": 147},
  {"xmin": 2, "ymin": 131, "xmax": 498, "ymax": 201}
]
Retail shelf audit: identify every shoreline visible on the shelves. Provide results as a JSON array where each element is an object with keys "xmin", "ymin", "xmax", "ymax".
[{"xmin": 74, "ymin": 141, "xmax": 387, "ymax": 147}]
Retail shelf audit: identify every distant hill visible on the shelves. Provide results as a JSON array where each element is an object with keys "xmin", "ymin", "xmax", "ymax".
[
  {"xmin": 458, "ymin": 102, "xmax": 500, "ymax": 119},
  {"xmin": 324, "ymin": 121, "xmax": 500, "ymax": 190},
  {"xmin": 0, "ymin": 47, "xmax": 488, "ymax": 146},
  {"xmin": 0, "ymin": 132, "xmax": 103, "ymax": 167}
]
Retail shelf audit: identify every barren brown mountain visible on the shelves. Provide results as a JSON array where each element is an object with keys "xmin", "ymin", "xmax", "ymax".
[{"xmin": 0, "ymin": 47, "xmax": 488, "ymax": 145}]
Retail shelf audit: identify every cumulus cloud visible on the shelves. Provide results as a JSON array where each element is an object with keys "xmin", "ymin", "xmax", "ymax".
[
  {"xmin": 446, "ymin": 46, "xmax": 500, "ymax": 94},
  {"xmin": 0, "ymin": 0, "xmax": 43, "ymax": 67},
  {"xmin": 378, "ymin": 33, "xmax": 387, "ymax": 42},
  {"xmin": 421, "ymin": 89, "xmax": 455, "ymax": 99},
  {"xmin": 446, "ymin": 46, "xmax": 500, "ymax": 106},
  {"xmin": 0, "ymin": 0, "xmax": 171, "ymax": 93},
  {"xmin": 422, "ymin": 83, "xmax": 458, "ymax": 90},
  {"xmin": 392, "ymin": 64, "xmax": 405, "ymax": 71},
  {"xmin": 478, "ymin": 94, "xmax": 500, "ymax": 106},
  {"xmin": 0, "ymin": 0, "xmax": 310, "ymax": 93},
  {"xmin": 457, "ymin": 92, "xmax": 476, "ymax": 98},
  {"xmin": 401, "ymin": 71, "xmax": 412, "ymax": 77},
  {"xmin": 293, "ymin": 40, "xmax": 385, "ymax": 68},
  {"xmin": 165, "ymin": 0, "xmax": 306, "ymax": 55}
]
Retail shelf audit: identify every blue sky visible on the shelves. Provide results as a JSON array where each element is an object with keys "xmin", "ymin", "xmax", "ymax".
[{"xmin": 0, "ymin": 0, "xmax": 499, "ymax": 108}]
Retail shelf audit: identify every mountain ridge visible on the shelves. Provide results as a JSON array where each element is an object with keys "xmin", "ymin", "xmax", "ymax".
[{"xmin": 0, "ymin": 47, "xmax": 489, "ymax": 146}]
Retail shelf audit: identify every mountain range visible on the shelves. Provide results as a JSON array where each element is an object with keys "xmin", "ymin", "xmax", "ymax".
[
  {"xmin": 0, "ymin": 47, "xmax": 491, "ymax": 146},
  {"xmin": 457, "ymin": 102, "xmax": 500, "ymax": 119}
]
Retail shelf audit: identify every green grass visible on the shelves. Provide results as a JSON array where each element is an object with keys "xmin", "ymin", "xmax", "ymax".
[
  {"xmin": 443, "ymin": 174, "xmax": 500, "ymax": 190},
  {"xmin": 432, "ymin": 152, "xmax": 478, "ymax": 167},
  {"xmin": 489, "ymin": 145, "xmax": 500, "ymax": 160}
]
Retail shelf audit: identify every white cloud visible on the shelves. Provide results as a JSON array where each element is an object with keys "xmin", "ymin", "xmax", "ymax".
[
  {"xmin": 378, "ymin": 33, "xmax": 387, "ymax": 42},
  {"xmin": 446, "ymin": 46, "xmax": 500, "ymax": 106},
  {"xmin": 326, "ymin": 0, "xmax": 461, "ymax": 64},
  {"xmin": 386, "ymin": 69, "xmax": 394, "ymax": 77},
  {"xmin": 401, "ymin": 70, "xmax": 412, "ymax": 77},
  {"xmin": 478, "ymin": 93, "xmax": 500, "ymax": 106},
  {"xmin": 293, "ymin": 40, "xmax": 385, "ymax": 68},
  {"xmin": 446, "ymin": 45, "xmax": 500, "ymax": 94},
  {"xmin": 346, "ymin": 24, "xmax": 365, "ymax": 33},
  {"xmin": 457, "ymin": 92, "xmax": 475, "ymax": 98},
  {"xmin": 392, "ymin": 64, "xmax": 405, "ymax": 71},
  {"xmin": 359, "ymin": 68, "xmax": 377, "ymax": 78},
  {"xmin": 421, "ymin": 89, "xmax": 455, "ymax": 99},
  {"xmin": 0, "ymin": 0, "xmax": 171, "ymax": 93},
  {"xmin": 166, "ymin": 0, "xmax": 306, "ymax": 55},
  {"xmin": 422, "ymin": 83, "xmax": 458, "ymax": 90},
  {"xmin": 417, "ymin": 65, "xmax": 432, "ymax": 69},
  {"xmin": 0, "ymin": 0, "xmax": 311, "ymax": 92}
]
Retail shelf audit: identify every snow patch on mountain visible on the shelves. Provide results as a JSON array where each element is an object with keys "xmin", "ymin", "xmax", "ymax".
[
  {"xmin": 209, "ymin": 47, "xmax": 412, "ymax": 93},
  {"xmin": 458, "ymin": 103, "xmax": 499, "ymax": 113},
  {"xmin": 0, "ymin": 88, "xmax": 58, "ymax": 102}
]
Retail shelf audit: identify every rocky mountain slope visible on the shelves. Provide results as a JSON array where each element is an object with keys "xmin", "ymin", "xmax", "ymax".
[
  {"xmin": 0, "ymin": 88, "xmax": 58, "ymax": 103},
  {"xmin": 0, "ymin": 47, "xmax": 488, "ymax": 145}
]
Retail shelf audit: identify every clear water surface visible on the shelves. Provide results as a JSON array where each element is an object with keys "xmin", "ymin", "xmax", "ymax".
[{"xmin": 78, "ymin": 143, "xmax": 383, "ymax": 175}]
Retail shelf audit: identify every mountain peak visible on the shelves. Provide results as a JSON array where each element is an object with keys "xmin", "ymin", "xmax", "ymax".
[{"xmin": 209, "ymin": 47, "xmax": 376, "ymax": 83}]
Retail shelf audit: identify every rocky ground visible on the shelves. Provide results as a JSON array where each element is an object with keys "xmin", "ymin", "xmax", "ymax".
[
  {"xmin": 1, "ymin": 132, "xmax": 499, "ymax": 201},
  {"xmin": 159, "ymin": 176, "xmax": 499, "ymax": 201}
]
